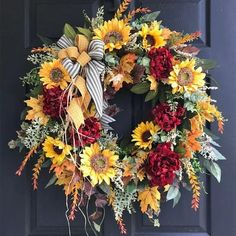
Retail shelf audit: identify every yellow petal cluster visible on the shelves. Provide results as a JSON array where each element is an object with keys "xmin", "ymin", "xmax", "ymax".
[
  {"xmin": 43, "ymin": 136, "xmax": 72, "ymax": 164},
  {"xmin": 80, "ymin": 143, "xmax": 118, "ymax": 186},
  {"xmin": 132, "ymin": 121, "xmax": 160, "ymax": 150},
  {"xmin": 168, "ymin": 58, "xmax": 205, "ymax": 94},
  {"xmin": 94, "ymin": 18, "xmax": 131, "ymax": 52},
  {"xmin": 39, "ymin": 59, "xmax": 71, "ymax": 90},
  {"xmin": 139, "ymin": 21, "xmax": 166, "ymax": 50}
]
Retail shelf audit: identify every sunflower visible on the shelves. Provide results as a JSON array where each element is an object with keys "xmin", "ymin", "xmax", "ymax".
[
  {"xmin": 39, "ymin": 59, "xmax": 71, "ymax": 90},
  {"xmin": 94, "ymin": 18, "xmax": 131, "ymax": 52},
  {"xmin": 132, "ymin": 121, "xmax": 160, "ymax": 150},
  {"xmin": 42, "ymin": 136, "xmax": 72, "ymax": 164},
  {"xmin": 168, "ymin": 58, "xmax": 206, "ymax": 94},
  {"xmin": 25, "ymin": 95, "xmax": 49, "ymax": 125},
  {"xmin": 139, "ymin": 21, "xmax": 166, "ymax": 50},
  {"xmin": 80, "ymin": 143, "xmax": 118, "ymax": 186}
]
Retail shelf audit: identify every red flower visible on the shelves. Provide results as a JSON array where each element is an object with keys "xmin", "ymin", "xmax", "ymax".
[
  {"xmin": 146, "ymin": 143, "xmax": 180, "ymax": 187},
  {"xmin": 43, "ymin": 87, "xmax": 67, "ymax": 118},
  {"xmin": 71, "ymin": 117, "xmax": 101, "ymax": 147},
  {"xmin": 148, "ymin": 47, "xmax": 173, "ymax": 81},
  {"xmin": 152, "ymin": 103, "xmax": 185, "ymax": 132}
]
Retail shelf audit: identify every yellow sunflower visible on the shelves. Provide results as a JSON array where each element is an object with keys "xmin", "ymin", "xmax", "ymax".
[
  {"xmin": 80, "ymin": 143, "xmax": 118, "ymax": 186},
  {"xmin": 132, "ymin": 121, "xmax": 160, "ymax": 150},
  {"xmin": 25, "ymin": 95, "xmax": 49, "ymax": 125},
  {"xmin": 168, "ymin": 58, "xmax": 206, "ymax": 94},
  {"xmin": 39, "ymin": 59, "xmax": 71, "ymax": 90},
  {"xmin": 94, "ymin": 18, "xmax": 131, "ymax": 52},
  {"xmin": 42, "ymin": 136, "xmax": 72, "ymax": 164},
  {"xmin": 139, "ymin": 21, "xmax": 166, "ymax": 50}
]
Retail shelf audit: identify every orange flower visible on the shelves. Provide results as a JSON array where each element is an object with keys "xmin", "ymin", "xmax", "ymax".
[
  {"xmin": 182, "ymin": 118, "xmax": 203, "ymax": 158},
  {"xmin": 197, "ymin": 97, "xmax": 224, "ymax": 133},
  {"xmin": 50, "ymin": 160, "xmax": 81, "ymax": 195},
  {"xmin": 162, "ymin": 28, "xmax": 173, "ymax": 40}
]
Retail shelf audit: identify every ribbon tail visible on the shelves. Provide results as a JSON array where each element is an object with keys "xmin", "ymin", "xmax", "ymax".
[
  {"xmin": 85, "ymin": 62, "xmax": 103, "ymax": 117},
  {"xmin": 62, "ymin": 58, "xmax": 81, "ymax": 79},
  {"xmin": 101, "ymin": 113, "xmax": 115, "ymax": 130},
  {"xmin": 67, "ymin": 97, "xmax": 85, "ymax": 130}
]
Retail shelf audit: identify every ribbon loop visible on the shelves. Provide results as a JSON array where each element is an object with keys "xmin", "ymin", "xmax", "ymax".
[
  {"xmin": 57, "ymin": 34, "xmax": 105, "ymax": 118},
  {"xmin": 75, "ymin": 34, "xmax": 89, "ymax": 53},
  {"xmin": 66, "ymin": 46, "xmax": 80, "ymax": 61},
  {"xmin": 58, "ymin": 49, "xmax": 67, "ymax": 60},
  {"xmin": 77, "ymin": 51, "xmax": 91, "ymax": 66}
]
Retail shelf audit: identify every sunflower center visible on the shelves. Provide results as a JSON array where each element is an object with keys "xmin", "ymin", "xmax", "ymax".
[
  {"xmin": 91, "ymin": 154, "xmax": 108, "ymax": 173},
  {"xmin": 142, "ymin": 131, "xmax": 152, "ymax": 142},
  {"xmin": 50, "ymin": 68, "xmax": 64, "ymax": 83},
  {"xmin": 104, "ymin": 31, "xmax": 123, "ymax": 44},
  {"xmin": 177, "ymin": 67, "xmax": 194, "ymax": 86},
  {"xmin": 146, "ymin": 35, "xmax": 155, "ymax": 46},
  {"xmin": 53, "ymin": 145, "xmax": 63, "ymax": 155}
]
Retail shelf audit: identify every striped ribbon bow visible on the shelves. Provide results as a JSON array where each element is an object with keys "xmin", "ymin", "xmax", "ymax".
[{"xmin": 57, "ymin": 34, "xmax": 105, "ymax": 117}]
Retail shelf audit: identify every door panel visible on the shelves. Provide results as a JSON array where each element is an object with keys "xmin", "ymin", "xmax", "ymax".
[
  {"xmin": 138, "ymin": 0, "xmax": 210, "ymax": 47},
  {"xmin": 131, "ymin": 1, "xmax": 210, "ymax": 235},
  {"xmin": 1, "ymin": 0, "xmax": 236, "ymax": 236}
]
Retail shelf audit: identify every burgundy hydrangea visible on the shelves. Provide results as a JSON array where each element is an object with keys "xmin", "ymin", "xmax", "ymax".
[
  {"xmin": 152, "ymin": 103, "xmax": 185, "ymax": 132},
  {"xmin": 148, "ymin": 47, "xmax": 173, "ymax": 81},
  {"xmin": 71, "ymin": 117, "xmax": 101, "ymax": 147},
  {"xmin": 146, "ymin": 143, "xmax": 180, "ymax": 187},
  {"xmin": 43, "ymin": 86, "xmax": 67, "ymax": 118}
]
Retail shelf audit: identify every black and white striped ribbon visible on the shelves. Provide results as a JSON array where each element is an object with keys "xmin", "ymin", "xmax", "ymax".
[
  {"xmin": 101, "ymin": 113, "xmax": 116, "ymax": 130},
  {"xmin": 57, "ymin": 35, "xmax": 73, "ymax": 48},
  {"xmin": 57, "ymin": 35, "xmax": 105, "ymax": 117}
]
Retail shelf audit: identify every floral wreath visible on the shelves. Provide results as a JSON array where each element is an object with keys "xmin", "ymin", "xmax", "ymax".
[{"xmin": 9, "ymin": 0, "xmax": 226, "ymax": 234}]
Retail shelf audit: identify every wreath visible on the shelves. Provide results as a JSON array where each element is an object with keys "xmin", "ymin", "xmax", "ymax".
[{"xmin": 9, "ymin": 0, "xmax": 226, "ymax": 234}]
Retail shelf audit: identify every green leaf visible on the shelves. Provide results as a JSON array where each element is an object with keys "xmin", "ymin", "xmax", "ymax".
[
  {"xmin": 141, "ymin": 11, "xmax": 160, "ymax": 22},
  {"xmin": 166, "ymin": 185, "xmax": 179, "ymax": 201},
  {"xmin": 64, "ymin": 23, "xmax": 76, "ymax": 40},
  {"xmin": 212, "ymin": 146, "xmax": 226, "ymax": 160},
  {"xmin": 18, "ymin": 142, "xmax": 25, "ymax": 152},
  {"xmin": 20, "ymin": 108, "xmax": 27, "ymax": 120},
  {"xmin": 105, "ymin": 54, "xmax": 119, "ymax": 67},
  {"xmin": 99, "ymin": 182, "xmax": 111, "ymax": 194},
  {"xmin": 37, "ymin": 34, "xmax": 53, "ymax": 45},
  {"xmin": 27, "ymin": 85, "xmax": 43, "ymax": 98},
  {"xmin": 206, "ymin": 75, "xmax": 219, "ymax": 87},
  {"xmin": 45, "ymin": 175, "xmax": 57, "ymax": 188},
  {"xmin": 204, "ymin": 127, "xmax": 220, "ymax": 140},
  {"xmin": 76, "ymin": 27, "xmax": 93, "ymax": 41},
  {"xmin": 130, "ymin": 82, "xmax": 150, "ymax": 94},
  {"xmin": 182, "ymin": 118, "xmax": 191, "ymax": 131},
  {"xmin": 210, "ymin": 139, "xmax": 221, "ymax": 147},
  {"xmin": 173, "ymin": 191, "xmax": 181, "ymax": 208},
  {"xmin": 126, "ymin": 182, "xmax": 137, "ymax": 194},
  {"xmin": 203, "ymin": 160, "xmax": 221, "ymax": 182},
  {"xmin": 93, "ymin": 222, "xmax": 101, "ymax": 232},
  {"xmin": 140, "ymin": 57, "xmax": 150, "ymax": 67},
  {"xmin": 145, "ymin": 90, "xmax": 158, "ymax": 102},
  {"xmin": 42, "ymin": 159, "xmax": 52, "ymax": 168},
  {"xmin": 197, "ymin": 59, "xmax": 217, "ymax": 71},
  {"xmin": 186, "ymin": 110, "xmax": 198, "ymax": 119},
  {"xmin": 175, "ymin": 145, "xmax": 186, "ymax": 156}
]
